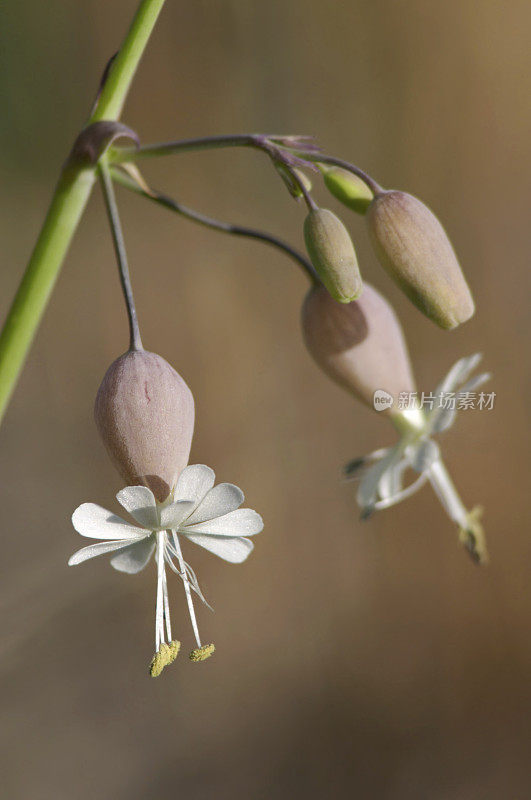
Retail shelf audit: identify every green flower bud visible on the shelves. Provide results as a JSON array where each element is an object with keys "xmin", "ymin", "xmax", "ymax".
[
  {"xmin": 366, "ymin": 191, "xmax": 475, "ymax": 329},
  {"xmin": 301, "ymin": 282, "xmax": 415, "ymax": 415},
  {"xmin": 274, "ymin": 163, "xmax": 312, "ymax": 198},
  {"xmin": 94, "ymin": 350, "xmax": 195, "ymax": 501},
  {"xmin": 322, "ymin": 166, "xmax": 373, "ymax": 214},
  {"xmin": 303, "ymin": 208, "xmax": 362, "ymax": 303}
]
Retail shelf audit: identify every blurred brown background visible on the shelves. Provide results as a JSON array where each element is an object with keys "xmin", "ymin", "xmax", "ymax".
[{"xmin": 1, "ymin": 1, "xmax": 530, "ymax": 798}]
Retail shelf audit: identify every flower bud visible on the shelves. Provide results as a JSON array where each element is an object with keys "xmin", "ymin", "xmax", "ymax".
[
  {"xmin": 301, "ymin": 282, "xmax": 415, "ymax": 415},
  {"xmin": 366, "ymin": 191, "xmax": 474, "ymax": 329},
  {"xmin": 322, "ymin": 166, "xmax": 373, "ymax": 214},
  {"xmin": 94, "ymin": 350, "xmax": 195, "ymax": 501},
  {"xmin": 274, "ymin": 163, "xmax": 312, "ymax": 198},
  {"xmin": 303, "ymin": 209, "xmax": 362, "ymax": 303}
]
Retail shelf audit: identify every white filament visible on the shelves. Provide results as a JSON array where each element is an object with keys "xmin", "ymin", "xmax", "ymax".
[
  {"xmin": 172, "ymin": 531, "xmax": 202, "ymax": 648},
  {"xmin": 427, "ymin": 457, "xmax": 468, "ymax": 528}
]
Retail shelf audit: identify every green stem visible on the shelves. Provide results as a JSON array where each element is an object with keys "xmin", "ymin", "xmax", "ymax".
[
  {"xmin": 90, "ymin": 0, "xmax": 164, "ymax": 123},
  {"xmin": 0, "ymin": 0, "xmax": 164, "ymax": 425}
]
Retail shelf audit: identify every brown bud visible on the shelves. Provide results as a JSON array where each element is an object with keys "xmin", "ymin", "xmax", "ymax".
[
  {"xmin": 303, "ymin": 208, "xmax": 362, "ymax": 303},
  {"xmin": 301, "ymin": 282, "xmax": 415, "ymax": 415},
  {"xmin": 366, "ymin": 191, "xmax": 475, "ymax": 329},
  {"xmin": 94, "ymin": 350, "xmax": 195, "ymax": 501}
]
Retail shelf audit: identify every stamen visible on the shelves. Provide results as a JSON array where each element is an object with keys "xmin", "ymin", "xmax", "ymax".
[
  {"xmin": 343, "ymin": 447, "xmax": 389, "ymax": 482},
  {"xmin": 459, "ymin": 506, "xmax": 488, "ymax": 565},
  {"xmin": 343, "ymin": 457, "xmax": 366, "ymax": 479},
  {"xmin": 149, "ymin": 640, "xmax": 181, "ymax": 677},
  {"xmin": 428, "ymin": 458, "xmax": 488, "ymax": 564},
  {"xmin": 189, "ymin": 643, "xmax": 215, "ymax": 662},
  {"xmin": 167, "ymin": 640, "xmax": 181, "ymax": 663},
  {"xmin": 184, "ymin": 560, "xmax": 213, "ymax": 610},
  {"xmin": 155, "ymin": 532, "xmax": 165, "ymax": 650},
  {"xmin": 162, "ymin": 566, "xmax": 172, "ymax": 642},
  {"xmin": 171, "ymin": 532, "xmax": 202, "ymax": 648},
  {"xmin": 149, "ymin": 642, "xmax": 170, "ymax": 677}
]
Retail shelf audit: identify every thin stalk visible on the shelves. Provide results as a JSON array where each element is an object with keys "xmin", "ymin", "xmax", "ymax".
[
  {"xmin": 110, "ymin": 134, "xmax": 383, "ymax": 199},
  {"xmin": 111, "ymin": 133, "xmax": 257, "ymax": 163},
  {"xmin": 0, "ymin": 0, "xmax": 164, "ymax": 426},
  {"xmin": 99, "ymin": 162, "xmax": 143, "ymax": 351},
  {"xmin": 286, "ymin": 165, "xmax": 318, "ymax": 212},
  {"xmin": 111, "ymin": 168, "xmax": 319, "ymax": 282}
]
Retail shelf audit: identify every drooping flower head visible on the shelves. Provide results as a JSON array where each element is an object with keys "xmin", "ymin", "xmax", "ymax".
[
  {"xmin": 70, "ymin": 349, "xmax": 263, "ymax": 674},
  {"xmin": 302, "ymin": 283, "xmax": 489, "ymax": 563}
]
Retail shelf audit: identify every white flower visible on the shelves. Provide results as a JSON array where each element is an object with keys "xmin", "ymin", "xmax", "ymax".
[
  {"xmin": 69, "ymin": 464, "xmax": 263, "ymax": 673},
  {"xmin": 344, "ymin": 354, "xmax": 491, "ymax": 563}
]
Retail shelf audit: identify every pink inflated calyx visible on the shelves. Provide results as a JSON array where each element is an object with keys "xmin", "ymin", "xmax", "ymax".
[
  {"xmin": 94, "ymin": 349, "xmax": 195, "ymax": 501},
  {"xmin": 301, "ymin": 283, "xmax": 416, "ymax": 416}
]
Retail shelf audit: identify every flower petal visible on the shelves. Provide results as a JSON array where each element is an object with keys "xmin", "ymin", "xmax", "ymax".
[
  {"xmin": 408, "ymin": 439, "xmax": 440, "ymax": 473},
  {"xmin": 184, "ymin": 534, "xmax": 254, "ymax": 563},
  {"xmin": 159, "ymin": 500, "xmax": 196, "ymax": 529},
  {"xmin": 72, "ymin": 503, "xmax": 146, "ymax": 540},
  {"xmin": 68, "ymin": 538, "xmax": 142, "ymax": 566},
  {"xmin": 116, "ymin": 486, "xmax": 158, "ymax": 529},
  {"xmin": 357, "ymin": 445, "xmax": 402, "ymax": 510},
  {"xmin": 183, "ymin": 508, "xmax": 263, "ymax": 537},
  {"xmin": 110, "ymin": 535, "xmax": 156, "ymax": 574},
  {"xmin": 378, "ymin": 459, "xmax": 407, "ymax": 500},
  {"xmin": 434, "ymin": 353, "xmax": 482, "ymax": 396},
  {"xmin": 459, "ymin": 371, "xmax": 491, "ymax": 394},
  {"xmin": 186, "ymin": 483, "xmax": 244, "ymax": 525},
  {"xmin": 374, "ymin": 470, "xmax": 429, "ymax": 510},
  {"xmin": 430, "ymin": 406, "xmax": 457, "ymax": 434},
  {"xmin": 173, "ymin": 464, "xmax": 215, "ymax": 508}
]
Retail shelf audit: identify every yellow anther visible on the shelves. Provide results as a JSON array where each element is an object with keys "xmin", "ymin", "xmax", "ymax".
[
  {"xmin": 459, "ymin": 505, "xmax": 488, "ymax": 565},
  {"xmin": 149, "ymin": 644, "xmax": 169, "ymax": 677},
  {"xmin": 149, "ymin": 640, "xmax": 181, "ymax": 677},
  {"xmin": 167, "ymin": 640, "xmax": 181, "ymax": 664},
  {"xmin": 189, "ymin": 643, "xmax": 215, "ymax": 662}
]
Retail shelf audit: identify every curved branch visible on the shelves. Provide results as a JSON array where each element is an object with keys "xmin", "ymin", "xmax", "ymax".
[{"xmin": 111, "ymin": 167, "xmax": 319, "ymax": 283}]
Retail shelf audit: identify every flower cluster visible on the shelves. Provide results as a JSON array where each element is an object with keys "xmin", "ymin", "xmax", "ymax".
[
  {"xmin": 62, "ymin": 127, "xmax": 492, "ymax": 678},
  {"xmin": 0, "ymin": 1, "xmax": 493, "ymax": 684}
]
